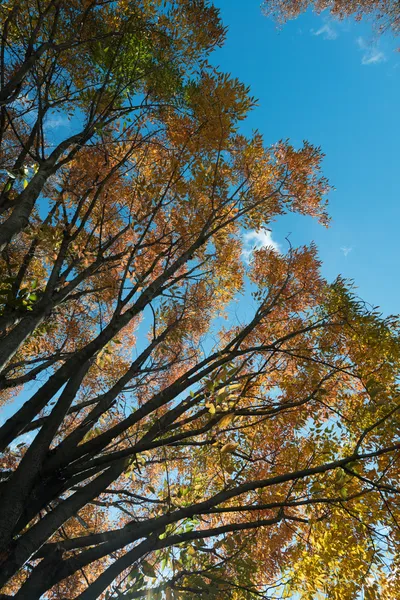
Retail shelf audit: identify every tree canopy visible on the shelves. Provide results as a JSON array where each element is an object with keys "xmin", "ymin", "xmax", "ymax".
[{"xmin": 0, "ymin": 1, "xmax": 400, "ymax": 599}]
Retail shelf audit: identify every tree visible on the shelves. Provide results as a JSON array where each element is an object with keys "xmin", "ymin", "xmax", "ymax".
[
  {"xmin": 262, "ymin": 0, "xmax": 400, "ymax": 38},
  {"xmin": 1, "ymin": 1, "xmax": 400, "ymax": 599}
]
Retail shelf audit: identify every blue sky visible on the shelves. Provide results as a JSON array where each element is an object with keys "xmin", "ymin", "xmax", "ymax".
[{"xmin": 212, "ymin": 0, "xmax": 400, "ymax": 316}]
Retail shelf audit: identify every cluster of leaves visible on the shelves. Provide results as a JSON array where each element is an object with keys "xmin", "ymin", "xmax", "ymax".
[{"xmin": 262, "ymin": 0, "xmax": 400, "ymax": 37}]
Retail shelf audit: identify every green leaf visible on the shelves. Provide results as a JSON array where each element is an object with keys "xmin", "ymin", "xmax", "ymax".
[
  {"xmin": 127, "ymin": 568, "xmax": 139, "ymax": 582},
  {"xmin": 141, "ymin": 560, "xmax": 157, "ymax": 578}
]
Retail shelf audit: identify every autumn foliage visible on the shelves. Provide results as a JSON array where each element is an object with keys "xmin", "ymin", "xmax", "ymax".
[
  {"xmin": 0, "ymin": 1, "xmax": 400, "ymax": 599},
  {"xmin": 262, "ymin": 0, "xmax": 400, "ymax": 37}
]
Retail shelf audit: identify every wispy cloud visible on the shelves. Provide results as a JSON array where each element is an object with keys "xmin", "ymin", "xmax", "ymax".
[
  {"xmin": 312, "ymin": 23, "xmax": 338, "ymax": 41},
  {"xmin": 362, "ymin": 48, "xmax": 386, "ymax": 65},
  {"xmin": 357, "ymin": 37, "xmax": 386, "ymax": 65},
  {"xmin": 46, "ymin": 114, "xmax": 70, "ymax": 130},
  {"xmin": 341, "ymin": 246, "xmax": 353, "ymax": 257},
  {"xmin": 242, "ymin": 229, "xmax": 280, "ymax": 263}
]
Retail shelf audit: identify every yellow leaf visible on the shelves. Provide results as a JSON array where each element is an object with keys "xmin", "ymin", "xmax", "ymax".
[
  {"xmin": 221, "ymin": 442, "xmax": 239, "ymax": 454},
  {"xmin": 219, "ymin": 414, "xmax": 234, "ymax": 428}
]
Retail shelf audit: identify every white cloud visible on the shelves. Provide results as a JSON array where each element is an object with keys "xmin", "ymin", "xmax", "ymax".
[
  {"xmin": 341, "ymin": 246, "xmax": 353, "ymax": 257},
  {"xmin": 312, "ymin": 23, "xmax": 338, "ymax": 41},
  {"xmin": 362, "ymin": 49, "xmax": 386, "ymax": 65},
  {"xmin": 242, "ymin": 229, "xmax": 280, "ymax": 263},
  {"xmin": 46, "ymin": 114, "xmax": 70, "ymax": 129},
  {"xmin": 357, "ymin": 37, "xmax": 386, "ymax": 65}
]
